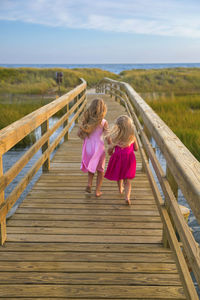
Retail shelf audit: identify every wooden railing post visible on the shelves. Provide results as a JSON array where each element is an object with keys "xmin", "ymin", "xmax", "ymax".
[
  {"xmin": 114, "ymin": 84, "xmax": 118, "ymax": 102},
  {"xmin": 0, "ymin": 155, "xmax": 6, "ymax": 245},
  {"xmin": 105, "ymin": 84, "xmax": 108, "ymax": 94},
  {"xmin": 109, "ymin": 84, "xmax": 113, "ymax": 98},
  {"xmin": 143, "ymin": 125, "xmax": 151, "ymax": 160},
  {"xmin": 63, "ymin": 103, "xmax": 69, "ymax": 141},
  {"xmin": 41, "ymin": 120, "xmax": 50, "ymax": 172},
  {"xmin": 75, "ymin": 95, "xmax": 79, "ymax": 124},
  {"xmin": 166, "ymin": 165, "xmax": 178, "ymax": 199}
]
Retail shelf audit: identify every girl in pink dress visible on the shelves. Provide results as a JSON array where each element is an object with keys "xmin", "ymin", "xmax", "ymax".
[
  {"xmin": 78, "ymin": 98, "xmax": 108, "ymax": 197},
  {"xmin": 105, "ymin": 115, "xmax": 138, "ymax": 205}
]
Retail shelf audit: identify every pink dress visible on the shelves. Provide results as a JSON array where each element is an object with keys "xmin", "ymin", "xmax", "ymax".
[
  {"xmin": 81, "ymin": 119, "xmax": 106, "ymax": 174},
  {"xmin": 104, "ymin": 142, "xmax": 136, "ymax": 180}
]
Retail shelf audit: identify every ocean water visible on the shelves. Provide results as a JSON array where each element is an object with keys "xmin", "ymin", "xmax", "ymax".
[{"xmin": 1, "ymin": 62, "xmax": 200, "ymax": 74}]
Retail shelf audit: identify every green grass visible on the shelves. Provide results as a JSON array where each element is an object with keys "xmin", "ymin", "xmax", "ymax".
[
  {"xmin": 120, "ymin": 68, "xmax": 200, "ymax": 94},
  {"xmin": 0, "ymin": 67, "xmax": 199, "ymax": 160},
  {"xmin": 0, "ymin": 67, "xmax": 118, "ymax": 95},
  {"xmin": 143, "ymin": 93, "xmax": 200, "ymax": 161}
]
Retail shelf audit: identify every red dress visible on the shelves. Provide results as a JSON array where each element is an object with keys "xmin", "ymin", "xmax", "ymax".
[{"xmin": 104, "ymin": 142, "xmax": 136, "ymax": 181}]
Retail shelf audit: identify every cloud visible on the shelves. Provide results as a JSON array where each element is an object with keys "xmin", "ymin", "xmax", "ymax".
[{"xmin": 0, "ymin": 0, "xmax": 200, "ymax": 38}]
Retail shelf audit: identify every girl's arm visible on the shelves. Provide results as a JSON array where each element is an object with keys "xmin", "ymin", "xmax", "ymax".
[
  {"xmin": 103, "ymin": 120, "xmax": 112, "ymax": 145},
  {"xmin": 133, "ymin": 137, "xmax": 139, "ymax": 151},
  {"xmin": 108, "ymin": 145, "xmax": 114, "ymax": 156}
]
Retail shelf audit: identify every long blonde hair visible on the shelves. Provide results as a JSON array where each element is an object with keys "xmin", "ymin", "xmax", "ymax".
[
  {"xmin": 80, "ymin": 98, "xmax": 107, "ymax": 137},
  {"xmin": 109, "ymin": 115, "xmax": 135, "ymax": 147}
]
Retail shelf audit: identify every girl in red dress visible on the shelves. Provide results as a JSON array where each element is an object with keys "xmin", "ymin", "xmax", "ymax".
[{"xmin": 105, "ymin": 115, "xmax": 138, "ymax": 204}]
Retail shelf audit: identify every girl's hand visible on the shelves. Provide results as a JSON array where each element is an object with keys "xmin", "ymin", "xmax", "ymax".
[
  {"xmin": 108, "ymin": 146, "xmax": 114, "ymax": 156},
  {"xmin": 134, "ymin": 137, "xmax": 139, "ymax": 151}
]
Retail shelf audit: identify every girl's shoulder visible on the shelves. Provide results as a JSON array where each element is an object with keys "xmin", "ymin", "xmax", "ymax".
[
  {"xmin": 102, "ymin": 119, "xmax": 108, "ymax": 129},
  {"xmin": 101, "ymin": 118, "xmax": 107, "ymax": 125}
]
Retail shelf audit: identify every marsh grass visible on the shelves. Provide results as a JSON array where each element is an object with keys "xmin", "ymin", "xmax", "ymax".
[
  {"xmin": 0, "ymin": 67, "xmax": 199, "ymax": 158},
  {"xmin": 144, "ymin": 93, "xmax": 200, "ymax": 161},
  {"xmin": 120, "ymin": 68, "xmax": 200, "ymax": 94},
  {"xmin": 0, "ymin": 67, "xmax": 118, "ymax": 95}
]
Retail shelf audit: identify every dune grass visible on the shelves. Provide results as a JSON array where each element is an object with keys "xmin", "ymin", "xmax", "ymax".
[
  {"xmin": 0, "ymin": 67, "xmax": 199, "ymax": 160},
  {"xmin": 120, "ymin": 68, "xmax": 200, "ymax": 94},
  {"xmin": 0, "ymin": 67, "xmax": 118, "ymax": 95},
  {"xmin": 143, "ymin": 93, "xmax": 200, "ymax": 161}
]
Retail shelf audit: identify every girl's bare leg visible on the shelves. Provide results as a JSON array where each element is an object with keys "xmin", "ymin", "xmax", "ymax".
[
  {"xmin": 124, "ymin": 179, "xmax": 131, "ymax": 205},
  {"xmin": 96, "ymin": 171, "xmax": 104, "ymax": 197},
  {"xmin": 117, "ymin": 180, "xmax": 124, "ymax": 194},
  {"xmin": 86, "ymin": 172, "xmax": 94, "ymax": 193}
]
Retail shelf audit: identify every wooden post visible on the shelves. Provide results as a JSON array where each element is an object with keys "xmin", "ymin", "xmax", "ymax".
[
  {"xmin": 104, "ymin": 84, "xmax": 107, "ymax": 94},
  {"xmin": 63, "ymin": 103, "xmax": 69, "ymax": 141},
  {"xmin": 162, "ymin": 201, "xmax": 170, "ymax": 248},
  {"xmin": 75, "ymin": 95, "xmax": 79, "ymax": 124},
  {"xmin": 109, "ymin": 84, "xmax": 112, "ymax": 98},
  {"xmin": 41, "ymin": 120, "xmax": 50, "ymax": 172},
  {"xmin": 166, "ymin": 165, "xmax": 178, "ymax": 199},
  {"xmin": 142, "ymin": 124, "xmax": 151, "ymax": 170},
  {"xmin": 0, "ymin": 155, "xmax": 6, "ymax": 245},
  {"xmin": 162, "ymin": 229, "xmax": 170, "ymax": 248},
  {"xmin": 114, "ymin": 84, "xmax": 118, "ymax": 102}
]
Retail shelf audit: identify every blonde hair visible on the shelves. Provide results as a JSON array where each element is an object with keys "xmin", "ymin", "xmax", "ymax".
[
  {"xmin": 79, "ymin": 98, "xmax": 107, "ymax": 136},
  {"xmin": 109, "ymin": 115, "xmax": 135, "ymax": 147}
]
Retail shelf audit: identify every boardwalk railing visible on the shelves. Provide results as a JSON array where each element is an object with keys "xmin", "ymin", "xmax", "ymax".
[
  {"xmin": 0, "ymin": 79, "xmax": 87, "ymax": 245},
  {"xmin": 97, "ymin": 78, "xmax": 200, "ymax": 299}
]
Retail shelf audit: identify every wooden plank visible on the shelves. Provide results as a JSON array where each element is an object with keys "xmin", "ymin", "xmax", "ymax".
[
  {"xmin": 0, "ymin": 261, "xmax": 178, "ymax": 273},
  {"xmin": 15, "ymin": 208, "xmax": 160, "ymax": 216},
  {"xmin": 0, "ymin": 154, "xmax": 6, "ymax": 245},
  {"xmin": 7, "ymin": 227, "xmax": 162, "ymax": 236},
  {"xmin": 7, "ymin": 220, "xmax": 163, "ymax": 229},
  {"xmin": 0, "ymin": 252, "xmax": 174, "ymax": 262},
  {"xmin": 0, "ymin": 272, "xmax": 181, "ymax": 285},
  {"xmin": 7, "ymin": 233, "xmax": 162, "ymax": 243},
  {"xmin": 0, "ymin": 298, "xmax": 186, "ymax": 300},
  {"xmin": 11, "ymin": 213, "xmax": 162, "ymax": 222},
  {"xmin": 22, "ymin": 198, "xmax": 156, "ymax": 204},
  {"xmin": 20, "ymin": 203, "xmax": 158, "ymax": 210},
  {"xmin": 0, "ymin": 285, "xmax": 186, "ymax": 298},
  {"xmin": 0, "ymin": 242, "xmax": 170, "ymax": 252}
]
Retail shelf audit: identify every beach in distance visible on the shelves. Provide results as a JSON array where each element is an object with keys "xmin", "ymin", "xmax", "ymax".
[{"xmin": 1, "ymin": 62, "xmax": 200, "ymax": 74}]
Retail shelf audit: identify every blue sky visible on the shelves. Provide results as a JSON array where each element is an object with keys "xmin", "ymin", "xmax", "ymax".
[{"xmin": 0, "ymin": 0, "xmax": 200, "ymax": 64}]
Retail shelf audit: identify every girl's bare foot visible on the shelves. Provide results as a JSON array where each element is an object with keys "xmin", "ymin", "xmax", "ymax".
[
  {"xmin": 126, "ymin": 198, "xmax": 131, "ymax": 205},
  {"xmin": 119, "ymin": 186, "xmax": 124, "ymax": 194},
  {"xmin": 85, "ymin": 186, "xmax": 92, "ymax": 193},
  {"xmin": 96, "ymin": 191, "xmax": 102, "ymax": 197}
]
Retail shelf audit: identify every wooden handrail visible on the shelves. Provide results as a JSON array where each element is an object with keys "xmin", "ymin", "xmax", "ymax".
[
  {"xmin": 97, "ymin": 78, "xmax": 200, "ymax": 298},
  {"xmin": 101, "ymin": 77, "xmax": 200, "ymax": 224},
  {"xmin": 0, "ymin": 79, "xmax": 87, "ymax": 245},
  {"xmin": 0, "ymin": 79, "xmax": 86, "ymax": 155}
]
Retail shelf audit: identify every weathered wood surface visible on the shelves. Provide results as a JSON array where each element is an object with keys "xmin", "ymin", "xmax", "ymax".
[
  {"xmin": 0, "ymin": 94, "xmax": 187, "ymax": 299},
  {"xmin": 102, "ymin": 77, "xmax": 200, "ymax": 225}
]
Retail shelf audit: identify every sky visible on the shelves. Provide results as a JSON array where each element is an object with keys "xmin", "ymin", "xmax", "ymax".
[{"xmin": 0, "ymin": 0, "xmax": 200, "ymax": 64}]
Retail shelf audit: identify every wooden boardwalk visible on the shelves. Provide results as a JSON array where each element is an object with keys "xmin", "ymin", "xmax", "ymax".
[{"xmin": 0, "ymin": 94, "xmax": 186, "ymax": 299}]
